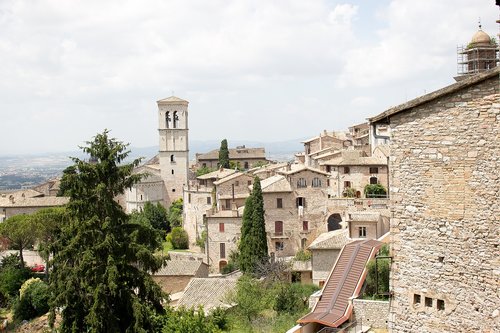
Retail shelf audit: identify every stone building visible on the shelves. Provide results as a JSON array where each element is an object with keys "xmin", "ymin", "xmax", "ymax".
[
  {"xmin": 347, "ymin": 211, "xmax": 389, "ymax": 240},
  {"xmin": 152, "ymin": 259, "xmax": 209, "ymax": 294},
  {"xmin": 302, "ymin": 131, "xmax": 347, "ymax": 167},
  {"xmin": 213, "ymin": 172, "xmax": 253, "ymax": 211},
  {"xmin": 196, "ymin": 146, "xmax": 267, "ymax": 170},
  {"xmin": 0, "ymin": 189, "xmax": 69, "ymax": 221},
  {"xmin": 457, "ymin": 26, "xmax": 498, "ymax": 78},
  {"xmin": 124, "ymin": 163, "xmax": 165, "ymax": 213},
  {"xmin": 369, "ymin": 67, "xmax": 500, "ymax": 332}
]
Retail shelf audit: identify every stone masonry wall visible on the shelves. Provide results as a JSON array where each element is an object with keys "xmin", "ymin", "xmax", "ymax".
[
  {"xmin": 388, "ymin": 76, "xmax": 499, "ymax": 332},
  {"xmin": 353, "ymin": 299, "xmax": 389, "ymax": 329}
]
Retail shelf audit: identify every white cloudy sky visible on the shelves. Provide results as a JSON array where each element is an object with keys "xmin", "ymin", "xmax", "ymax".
[{"xmin": 0, "ymin": 0, "xmax": 498, "ymax": 154}]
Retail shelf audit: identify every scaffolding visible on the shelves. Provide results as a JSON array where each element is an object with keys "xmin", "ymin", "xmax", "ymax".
[{"xmin": 457, "ymin": 41, "xmax": 499, "ymax": 76}]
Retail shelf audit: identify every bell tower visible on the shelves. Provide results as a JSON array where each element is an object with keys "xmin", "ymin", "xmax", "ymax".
[{"xmin": 157, "ymin": 96, "xmax": 189, "ymax": 206}]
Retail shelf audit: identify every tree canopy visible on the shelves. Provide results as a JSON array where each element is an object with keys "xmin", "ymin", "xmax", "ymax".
[
  {"xmin": 218, "ymin": 139, "xmax": 230, "ymax": 169},
  {"xmin": 0, "ymin": 214, "xmax": 36, "ymax": 267},
  {"xmin": 238, "ymin": 176, "xmax": 268, "ymax": 274},
  {"xmin": 48, "ymin": 130, "xmax": 165, "ymax": 332}
]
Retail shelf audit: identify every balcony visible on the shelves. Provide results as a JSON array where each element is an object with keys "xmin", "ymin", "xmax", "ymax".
[{"xmin": 270, "ymin": 231, "xmax": 292, "ymax": 239}]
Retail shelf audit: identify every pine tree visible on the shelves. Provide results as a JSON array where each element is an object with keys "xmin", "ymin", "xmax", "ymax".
[
  {"xmin": 218, "ymin": 139, "xmax": 230, "ymax": 169},
  {"xmin": 238, "ymin": 176, "xmax": 268, "ymax": 274},
  {"xmin": 48, "ymin": 130, "xmax": 165, "ymax": 332}
]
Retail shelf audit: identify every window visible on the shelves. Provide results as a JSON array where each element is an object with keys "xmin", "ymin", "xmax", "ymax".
[
  {"xmin": 219, "ymin": 223, "xmax": 225, "ymax": 233},
  {"xmin": 172, "ymin": 169, "xmax": 174, "ymax": 175},
  {"xmin": 248, "ymin": 180, "xmax": 252, "ymax": 186},
  {"xmin": 369, "ymin": 167, "xmax": 378, "ymax": 174},
  {"xmin": 413, "ymin": 294, "xmax": 421, "ymax": 305},
  {"xmin": 277, "ymin": 198, "xmax": 283, "ymax": 208},
  {"xmin": 370, "ymin": 177, "xmax": 378, "ymax": 185},
  {"xmin": 165, "ymin": 112, "xmax": 171, "ymax": 128},
  {"xmin": 244, "ymin": 162, "xmax": 249, "ymax": 169},
  {"xmin": 344, "ymin": 167, "xmax": 350, "ymax": 174},
  {"xmin": 344, "ymin": 181, "xmax": 351, "ymax": 188},
  {"xmin": 275, "ymin": 221, "xmax": 283, "ymax": 236},
  {"xmin": 326, "ymin": 165, "xmax": 331, "ymax": 173},
  {"xmin": 327, "ymin": 179, "xmax": 330, "ymax": 186},
  {"xmin": 425, "ymin": 297, "xmax": 433, "ymax": 308},
  {"xmin": 358, "ymin": 226, "xmax": 367, "ymax": 238},
  {"xmin": 301, "ymin": 238, "xmax": 307, "ymax": 249},
  {"xmin": 170, "ymin": 154, "xmax": 175, "ymax": 162},
  {"xmin": 437, "ymin": 299, "xmax": 445, "ymax": 311},
  {"xmin": 140, "ymin": 194, "xmax": 143, "ymax": 201},
  {"xmin": 275, "ymin": 241, "xmax": 284, "ymax": 251},
  {"xmin": 225, "ymin": 199, "xmax": 231, "ymax": 210},
  {"xmin": 220, "ymin": 243, "xmax": 226, "ymax": 259},
  {"xmin": 312, "ymin": 177, "xmax": 322, "ymax": 188},
  {"xmin": 202, "ymin": 163, "xmax": 207, "ymax": 168},
  {"xmin": 296, "ymin": 197, "xmax": 306, "ymax": 208},
  {"xmin": 173, "ymin": 111, "xmax": 179, "ymax": 128},
  {"xmin": 188, "ymin": 193, "xmax": 191, "ymax": 203},
  {"xmin": 207, "ymin": 196, "xmax": 211, "ymax": 205},
  {"xmin": 302, "ymin": 221, "xmax": 309, "ymax": 231},
  {"xmin": 235, "ymin": 181, "xmax": 239, "ymax": 186},
  {"xmin": 172, "ymin": 188, "xmax": 176, "ymax": 192},
  {"xmin": 297, "ymin": 178, "xmax": 307, "ymax": 188}
]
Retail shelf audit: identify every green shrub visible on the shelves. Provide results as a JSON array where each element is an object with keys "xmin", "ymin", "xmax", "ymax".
[
  {"xmin": 294, "ymin": 249, "xmax": 311, "ymax": 262},
  {"xmin": 196, "ymin": 230, "xmax": 207, "ymax": 251},
  {"xmin": 208, "ymin": 307, "xmax": 228, "ymax": 330},
  {"xmin": 169, "ymin": 227, "xmax": 189, "ymax": 250},
  {"xmin": 0, "ymin": 254, "xmax": 31, "ymax": 307},
  {"xmin": 363, "ymin": 244, "xmax": 390, "ymax": 299},
  {"xmin": 364, "ymin": 184, "xmax": 387, "ymax": 198},
  {"xmin": 162, "ymin": 306, "xmax": 219, "ymax": 333},
  {"xmin": 13, "ymin": 278, "xmax": 49, "ymax": 321},
  {"xmin": 343, "ymin": 187, "xmax": 357, "ymax": 198},
  {"xmin": 196, "ymin": 166, "xmax": 216, "ymax": 177}
]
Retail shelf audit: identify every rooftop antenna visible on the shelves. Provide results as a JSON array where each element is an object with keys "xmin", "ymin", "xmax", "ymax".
[{"xmin": 478, "ymin": 17, "xmax": 482, "ymax": 30}]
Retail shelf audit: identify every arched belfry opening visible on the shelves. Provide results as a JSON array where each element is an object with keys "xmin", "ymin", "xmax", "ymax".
[
  {"xmin": 327, "ymin": 213, "xmax": 342, "ymax": 231},
  {"xmin": 165, "ymin": 112, "xmax": 171, "ymax": 128},
  {"xmin": 173, "ymin": 111, "xmax": 179, "ymax": 128}
]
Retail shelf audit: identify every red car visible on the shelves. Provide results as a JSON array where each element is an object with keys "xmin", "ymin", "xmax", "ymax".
[{"xmin": 30, "ymin": 264, "xmax": 45, "ymax": 272}]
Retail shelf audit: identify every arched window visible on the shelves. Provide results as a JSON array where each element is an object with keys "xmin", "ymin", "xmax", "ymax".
[
  {"xmin": 312, "ymin": 177, "xmax": 322, "ymax": 188},
  {"xmin": 170, "ymin": 154, "xmax": 175, "ymax": 163},
  {"xmin": 297, "ymin": 178, "xmax": 307, "ymax": 188},
  {"xmin": 370, "ymin": 177, "xmax": 378, "ymax": 185},
  {"xmin": 165, "ymin": 112, "xmax": 171, "ymax": 128},
  {"xmin": 173, "ymin": 111, "xmax": 179, "ymax": 128}
]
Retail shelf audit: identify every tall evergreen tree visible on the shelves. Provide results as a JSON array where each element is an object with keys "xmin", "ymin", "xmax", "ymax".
[
  {"xmin": 238, "ymin": 176, "xmax": 268, "ymax": 274},
  {"xmin": 218, "ymin": 139, "xmax": 230, "ymax": 169},
  {"xmin": 48, "ymin": 130, "xmax": 165, "ymax": 332}
]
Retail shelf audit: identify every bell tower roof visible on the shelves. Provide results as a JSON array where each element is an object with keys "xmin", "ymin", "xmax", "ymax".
[{"xmin": 157, "ymin": 96, "xmax": 189, "ymax": 105}]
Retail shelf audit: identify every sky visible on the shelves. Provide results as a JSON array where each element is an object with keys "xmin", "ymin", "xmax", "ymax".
[{"xmin": 0, "ymin": 0, "xmax": 498, "ymax": 154}]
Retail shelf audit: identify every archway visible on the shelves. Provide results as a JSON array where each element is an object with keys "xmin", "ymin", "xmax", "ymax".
[{"xmin": 327, "ymin": 213, "xmax": 342, "ymax": 231}]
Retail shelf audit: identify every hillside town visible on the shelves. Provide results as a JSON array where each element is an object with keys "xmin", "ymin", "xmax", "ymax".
[{"xmin": 0, "ymin": 5, "xmax": 499, "ymax": 333}]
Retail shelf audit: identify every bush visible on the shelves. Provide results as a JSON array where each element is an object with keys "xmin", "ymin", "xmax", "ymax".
[
  {"xmin": 13, "ymin": 278, "xmax": 49, "ymax": 321},
  {"xmin": 169, "ymin": 227, "xmax": 189, "ymax": 250},
  {"xmin": 162, "ymin": 306, "xmax": 220, "ymax": 333},
  {"xmin": 196, "ymin": 166, "xmax": 216, "ymax": 177},
  {"xmin": 0, "ymin": 254, "xmax": 31, "ymax": 307},
  {"xmin": 363, "ymin": 244, "xmax": 390, "ymax": 299},
  {"xmin": 343, "ymin": 187, "xmax": 357, "ymax": 198},
  {"xmin": 208, "ymin": 307, "xmax": 228, "ymax": 330},
  {"xmin": 273, "ymin": 282, "xmax": 319, "ymax": 314},
  {"xmin": 364, "ymin": 184, "xmax": 387, "ymax": 198},
  {"xmin": 196, "ymin": 230, "xmax": 207, "ymax": 252},
  {"xmin": 294, "ymin": 249, "xmax": 311, "ymax": 262}
]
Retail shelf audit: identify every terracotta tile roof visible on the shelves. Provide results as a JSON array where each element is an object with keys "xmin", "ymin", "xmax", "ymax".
[
  {"xmin": 1, "ymin": 189, "xmax": 44, "ymax": 199},
  {"xmin": 279, "ymin": 165, "xmax": 330, "ymax": 176},
  {"xmin": 369, "ymin": 66, "xmax": 500, "ymax": 123},
  {"xmin": 298, "ymin": 239, "xmax": 382, "ymax": 327},
  {"xmin": 257, "ymin": 175, "xmax": 292, "ymax": 193},
  {"xmin": 348, "ymin": 212, "xmax": 380, "ymax": 222},
  {"xmin": 196, "ymin": 168, "xmax": 236, "ymax": 180},
  {"xmin": 197, "ymin": 147, "xmax": 266, "ymax": 161},
  {"xmin": 213, "ymin": 172, "xmax": 251, "ymax": 185},
  {"xmin": 154, "ymin": 260, "xmax": 207, "ymax": 276},
  {"xmin": 320, "ymin": 150, "xmax": 387, "ymax": 166},
  {"xmin": 308, "ymin": 229, "xmax": 350, "ymax": 250},
  {"xmin": 176, "ymin": 277, "xmax": 238, "ymax": 313},
  {"xmin": 0, "ymin": 196, "xmax": 69, "ymax": 208}
]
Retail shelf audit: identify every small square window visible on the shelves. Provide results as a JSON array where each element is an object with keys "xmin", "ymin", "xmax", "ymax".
[
  {"xmin": 358, "ymin": 226, "xmax": 367, "ymax": 238},
  {"xmin": 425, "ymin": 297, "xmax": 433, "ymax": 307},
  {"xmin": 413, "ymin": 294, "xmax": 421, "ymax": 305},
  {"xmin": 248, "ymin": 180, "xmax": 252, "ymax": 186},
  {"xmin": 275, "ymin": 241, "xmax": 284, "ymax": 251},
  {"xmin": 369, "ymin": 167, "xmax": 379, "ymax": 174},
  {"xmin": 437, "ymin": 299, "xmax": 445, "ymax": 311},
  {"xmin": 344, "ymin": 167, "xmax": 350, "ymax": 174}
]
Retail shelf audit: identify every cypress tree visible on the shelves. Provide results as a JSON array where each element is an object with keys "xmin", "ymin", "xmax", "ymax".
[
  {"xmin": 218, "ymin": 139, "xmax": 230, "ymax": 169},
  {"xmin": 238, "ymin": 176, "xmax": 268, "ymax": 274},
  {"xmin": 48, "ymin": 130, "xmax": 165, "ymax": 332}
]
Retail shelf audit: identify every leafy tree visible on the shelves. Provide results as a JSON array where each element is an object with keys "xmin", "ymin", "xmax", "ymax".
[
  {"xmin": 218, "ymin": 139, "xmax": 230, "ymax": 169},
  {"xmin": 0, "ymin": 215, "xmax": 36, "ymax": 267},
  {"xmin": 229, "ymin": 161, "xmax": 243, "ymax": 171},
  {"xmin": 57, "ymin": 165, "xmax": 77, "ymax": 197},
  {"xmin": 169, "ymin": 227, "xmax": 189, "ymax": 250},
  {"xmin": 162, "ymin": 306, "xmax": 220, "ymax": 333},
  {"xmin": 363, "ymin": 244, "xmax": 390, "ymax": 299},
  {"xmin": 230, "ymin": 275, "xmax": 268, "ymax": 321},
  {"xmin": 168, "ymin": 198, "xmax": 183, "ymax": 228},
  {"xmin": 0, "ymin": 254, "xmax": 31, "ymax": 307},
  {"xmin": 14, "ymin": 278, "xmax": 50, "ymax": 321},
  {"xmin": 143, "ymin": 201, "xmax": 169, "ymax": 234},
  {"xmin": 238, "ymin": 177, "xmax": 268, "ymax": 274},
  {"xmin": 48, "ymin": 130, "xmax": 165, "ymax": 332},
  {"xmin": 364, "ymin": 184, "xmax": 387, "ymax": 198},
  {"xmin": 195, "ymin": 166, "xmax": 216, "ymax": 177}
]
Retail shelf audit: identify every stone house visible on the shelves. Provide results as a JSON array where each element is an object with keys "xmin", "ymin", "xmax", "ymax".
[
  {"xmin": 302, "ymin": 131, "xmax": 347, "ymax": 167},
  {"xmin": 123, "ymin": 164, "xmax": 165, "ymax": 213},
  {"xmin": 213, "ymin": 172, "xmax": 253, "ymax": 211},
  {"xmin": 348, "ymin": 122, "xmax": 370, "ymax": 148},
  {"xmin": 196, "ymin": 146, "xmax": 267, "ymax": 169},
  {"xmin": 347, "ymin": 211, "xmax": 389, "ymax": 240},
  {"xmin": 369, "ymin": 67, "xmax": 500, "ymax": 332},
  {"xmin": 152, "ymin": 259, "xmax": 209, "ymax": 294},
  {"xmin": 31, "ymin": 179, "xmax": 61, "ymax": 197},
  {"xmin": 308, "ymin": 229, "xmax": 350, "ymax": 286},
  {"xmin": 0, "ymin": 189, "xmax": 69, "ymax": 222},
  {"xmin": 320, "ymin": 150, "xmax": 388, "ymax": 199},
  {"xmin": 206, "ymin": 210, "xmax": 243, "ymax": 273}
]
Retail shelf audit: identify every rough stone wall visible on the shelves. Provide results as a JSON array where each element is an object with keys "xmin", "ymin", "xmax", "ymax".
[
  {"xmin": 215, "ymin": 174, "xmax": 252, "ymax": 209},
  {"xmin": 183, "ymin": 187, "xmax": 212, "ymax": 246},
  {"xmin": 311, "ymin": 249, "xmax": 341, "ymax": 285},
  {"xmin": 353, "ymin": 299, "xmax": 390, "ymax": 329},
  {"xmin": 349, "ymin": 221, "xmax": 378, "ymax": 239},
  {"xmin": 207, "ymin": 216, "xmax": 241, "ymax": 273},
  {"xmin": 152, "ymin": 275, "xmax": 192, "ymax": 294},
  {"xmin": 125, "ymin": 181, "xmax": 164, "ymax": 213},
  {"xmin": 388, "ymin": 77, "xmax": 499, "ymax": 332},
  {"xmin": 330, "ymin": 165, "xmax": 388, "ymax": 198}
]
